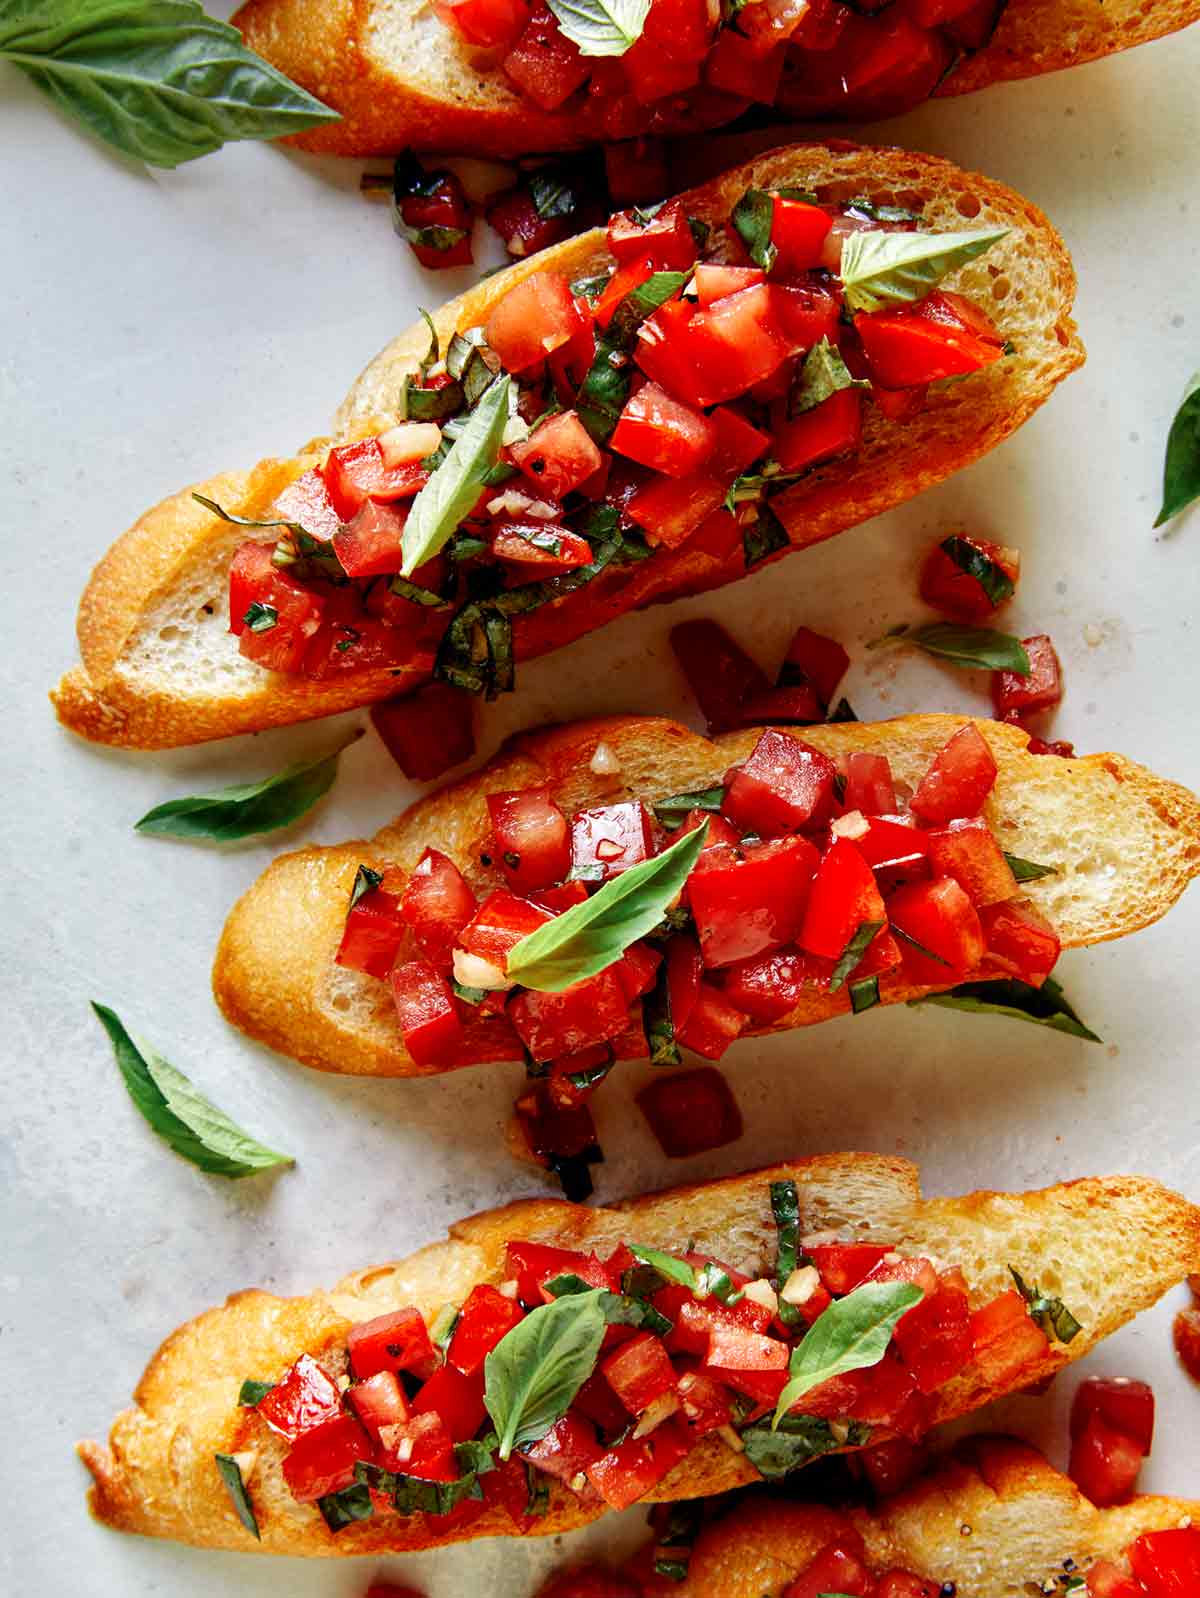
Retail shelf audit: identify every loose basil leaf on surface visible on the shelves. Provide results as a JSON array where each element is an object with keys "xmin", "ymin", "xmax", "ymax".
[
  {"xmin": 840, "ymin": 226, "xmax": 1009, "ymax": 314},
  {"xmin": 871, "ymin": 621, "xmax": 1031, "ymax": 675},
  {"xmin": 744, "ymin": 503, "xmax": 790, "ymax": 570},
  {"xmin": 940, "ymin": 534, "xmax": 1016, "ymax": 607},
  {"xmin": 484, "ymin": 1289, "xmax": 607, "ymax": 1459},
  {"xmin": 546, "ymin": 0, "xmax": 650, "ymax": 53},
  {"xmin": 135, "ymin": 732, "xmax": 360, "ymax": 841},
  {"xmin": 791, "ymin": 337, "xmax": 869, "ymax": 417},
  {"xmin": 1003, "ymin": 852, "xmax": 1058, "ymax": 883},
  {"xmin": 1010, "ymin": 1266, "xmax": 1083, "ymax": 1343},
  {"xmin": 629, "ymin": 1243, "xmax": 695, "ymax": 1288},
  {"xmin": 741, "ymin": 1415, "xmax": 871, "ymax": 1479},
  {"xmin": 0, "ymin": 0, "xmax": 338, "ymax": 169},
  {"xmin": 653, "ymin": 786, "xmax": 724, "ymax": 830},
  {"xmin": 214, "ymin": 1453, "xmax": 260, "ymax": 1538},
  {"xmin": 317, "ymin": 1482, "xmax": 374, "ymax": 1532},
  {"xmin": 828, "ymin": 919, "xmax": 884, "ymax": 993},
  {"xmin": 913, "ymin": 975, "xmax": 1101, "ymax": 1042},
  {"xmin": 94, "ymin": 1004, "xmax": 292, "ymax": 1177},
  {"xmin": 772, "ymin": 1280, "xmax": 922, "ymax": 1427},
  {"xmin": 401, "ymin": 375, "xmax": 511, "ymax": 575},
  {"xmin": 506, "ymin": 821, "xmax": 709, "ymax": 991},
  {"xmin": 849, "ymin": 975, "xmax": 880, "ymax": 1014},
  {"xmin": 237, "ymin": 1378, "xmax": 275, "ymax": 1407},
  {"xmin": 771, "ymin": 1179, "xmax": 802, "ymax": 1327},
  {"xmin": 1154, "ymin": 370, "xmax": 1200, "ymax": 528},
  {"xmin": 529, "ymin": 170, "xmax": 577, "ymax": 218}
]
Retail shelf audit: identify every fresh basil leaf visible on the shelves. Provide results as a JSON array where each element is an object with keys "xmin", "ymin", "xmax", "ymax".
[
  {"xmin": 772, "ymin": 1280, "xmax": 922, "ymax": 1427},
  {"xmin": 741, "ymin": 1415, "xmax": 870, "ymax": 1479},
  {"xmin": 358, "ymin": 1458, "xmax": 485, "ymax": 1518},
  {"xmin": 653, "ymin": 787, "xmax": 724, "ymax": 830},
  {"xmin": 400, "ymin": 374, "xmax": 463, "ymax": 422},
  {"xmin": 430, "ymin": 1304, "xmax": 460, "ymax": 1351},
  {"xmin": 744, "ymin": 503, "xmax": 790, "ymax": 570},
  {"xmin": 771, "ymin": 1179, "xmax": 802, "ymax": 1328},
  {"xmin": 135, "ymin": 732, "xmax": 359, "ymax": 841},
  {"xmin": 940, "ymin": 534, "xmax": 1015, "ymax": 607},
  {"xmin": 1009, "ymin": 1266, "xmax": 1083, "ymax": 1343},
  {"xmin": 1154, "ymin": 370, "xmax": 1200, "ymax": 528},
  {"xmin": 214, "ymin": 1452, "xmax": 260, "ymax": 1538},
  {"xmin": 914, "ymin": 975, "xmax": 1100, "ymax": 1042},
  {"xmin": 840, "ymin": 226, "xmax": 1010, "ymax": 315},
  {"xmin": 849, "ymin": 975, "xmax": 880, "ymax": 1014},
  {"xmin": 529, "ymin": 170, "xmax": 577, "ymax": 218},
  {"xmin": 545, "ymin": 0, "xmax": 650, "ymax": 54},
  {"xmin": 643, "ymin": 957, "xmax": 681, "ymax": 1067},
  {"xmin": 506, "ymin": 822, "xmax": 708, "ymax": 991},
  {"xmin": 93, "ymin": 1004, "xmax": 292, "ymax": 1177},
  {"xmin": 871, "ymin": 622, "xmax": 1031, "ymax": 675},
  {"xmin": 696, "ymin": 1261, "xmax": 741, "ymax": 1304},
  {"xmin": 1004, "ymin": 852, "xmax": 1057, "ymax": 883},
  {"xmin": 317, "ymin": 1482, "xmax": 374, "ymax": 1532},
  {"xmin": 731, "ymin": 188, "xmax": 779, "ymax": 271},
  {"xmin": 389, "ymin": 574, "xmax": 448, "ymax": 609},
  {"xmin": 237, "ymin": 1378, "xmax": 276, "ymax": 1406},
  {"xmin": 629, "ymin": 1243, "xmax": 695, "ymax": 1288},
  {"xmin": 577, "ymin": 270, "xmax": 686, "ymax": 440},
  {"xmin": 828, "ymin": 920, "xmax": 884, "ymax": 993},
  {"xmin": 484, "ymin": 1289, "xmax": 607, "ymax": 1459},
  {"xmin": 791, "ymin": 337, "xmax": 869, "ymax": 417},
  {"xmin": 242, "ymin": 600, "xmax": 277, "ymax": 633},
  {"xmin": 0, "ymin": 0, "xmax": 338, "ymax": 169},
  {"xmin": 401, "ymin": 374, "xmax": 511, "ymax": 576},
  {"xmin": 192, "ymin": 491, "xmax": 307, "ymax": 539}
]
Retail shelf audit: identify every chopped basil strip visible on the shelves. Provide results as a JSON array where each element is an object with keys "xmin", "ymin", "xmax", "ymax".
[
  {"xmin": 529, "ymin": 170, "xmax": 578, "ymax": 218},
  {"xmin": 524, "ymin": 1459, "xmax": 550, "ymax": 1517},
  {"xmin": 237, "ymin": 1378, "xmax": 275, "ymax": 1406},
  {"xmin": 349, "ymin": 863, "xmax": 384, "ymax": 910},
  {"xmin": 483, "ymin": 1288, "xmax": 608, "ymax": 1459},
  {"xmin": 389, "ymin": 574, "xmax": 448, "ymax": 609},
  {"xmin": 629, "ymin": 1243, "xmax": 695, "ymax": 1288},
  {"xmin": 545, "ymin": 0, "xmax": 651, "ymax": 54},
  {"xmin": 571, "ymin": 270, "xmax": 613, "ymax": 302},
  {"xmin": 654, "ymin": 1556, "xmax": 689, "ymax": 1582},
  {"xmin": 215, "ymin": 1452, "xmax": 260, "ymax": 1539},
  {"xmin": 846, "ymin": 195, "xmax": 923, "ymax": 224},
  {"xmin": 849, "ymin": 975, "xmax": 880, "ymax": 1014},
  {"xmin": 891, "ymin": 924, "xmax": 951, "ymax": 967},
  {"xmin": 914, "ymin": 975, "xmax": 1100, "ymax": 1042},
  {"xmin": 743, "ymin": 503, "xmax": 790, "ymax": 570},
  {"xmin": 93, "ymin": 1004, "xmax": 292, "ymax": 1178},
  {"xmin": 193, "ymin": 491, "xmax": 308, "ymax": 539},
  {"xmin": 940, "ymin": 534, "xmax": 1016, "ymax": 607},
  {"xmin": 401, "ymin": 374, "xmax": 463, "ymax": 422},
  {"xmin": 577, "ymin": 270, "xmax": 687, "ymax": 440},
  {"xmin": 770, "ymin": 1179, "xmax": 803, "ymax": 1328},
  {"xmin": 644, "ymin": 958, "xmax": 682, "ymax": 1067},
  {"xmin": 840, "ymin": 226, "xmax": 1010, "ymax": 315},
  {"xmin": 741, "ymin": 1415, "xmax": 871, "ymax": 1479},
  {"xmin": 566, "ymin": 1054, "xmax": 616, "ymax": 1092},
  {"xmin": 416, "ymin": 308, "xmax": 439, "ymax": 371},
  {"xmin": 506, "ymin": 822, "xmax": 708, "ymax": 991},
  {"xmin": 356, "ymin": 1456, "xmax": 488, "ymax": 1518},
  {"xmin": 544, "ymin": 1273, "xmax": 673, "ymax": 1337},
  {"xmin": 696, "ymin": 1261, "xmax": 741, "ymax": 1305},
  {"xmin": 653, "ymin": 787, "xmax": 724, "ymax": 830},
  {"xmin": 829, "ymin": 919, "xmax": 884, "ymax": 992},
  {"xmin": 242, "ymin": 600, "xmax": 278, "ymax": 632},
  {"xmin": 430, "ymin": 1303, "xmax": 461, "ymax": 1351},
  {"xmin": 452, "ymin": 980, "xmax": 488, "ymax": 1006},
  {"xmin": 731, "ymin": 188, "xmax": 778, "ymax": 271},
  {"xmin": 870, "ymin": 622, "xmax": 1031, "ymax": 675},
  {"xmin": 401, "ymin": 375, "xmax": 511, "ymax": 576},
  {"xmin": 317, "ymin": 1482, "xmax": 374, "ymax": 1532},
  {"xmin": 1010, "ymin": 1266, "xmax": 1083, "ymax": 1344},
  {"xmin": 773, "ymin": 1280, "xmax": 922, "ymax": 1427},
  {"xmin": 1004, "ymin": 852, "xmax": 1058, "ymax": 883},
  {"xmin": 1154, "ymin": 369, "xmax": 1200, "ymax": 529},
  {"xmin": 725, "ymin": 464, "xmax": 799, "ymax": 511},
  {"xmin": 791, "ymin": 337, "xmax": 868, "ymax": 417}
]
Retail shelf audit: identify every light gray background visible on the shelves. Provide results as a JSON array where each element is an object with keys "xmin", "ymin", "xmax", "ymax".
[{"xmin": 2, "ymin": 14, "xmax": 1199, "ymax": 1592}]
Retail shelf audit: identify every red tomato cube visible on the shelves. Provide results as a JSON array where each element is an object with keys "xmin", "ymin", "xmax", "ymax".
[
  {"xmin": 686, "ymin": 284, "xmax": 790, "ymax": 405},
  {"xmin": 856, "ymin": 1437, "xmax": 927, "ymax": 1498},
  {"xmin": 611, "ymin": 938, "xmax": 662, "ymax": 1002},
  {"xmin": 670, "ymin": 618, "xmax": 770, "ymax": 732},
  {"xmin": 887, "ymin": 877, "xmax": 984, "ymax": 982},
  {"xmin": 799, "ymin": 838, "xmax": 887, "ymax": 961},
  {"xmin": 783, "ymin": 1544, "xmax": 874, "ymax": 1598},
  {"xmin": 399, "ymin": 847, "xmax": 477, "ymax": 971},
  {"xmin": 410, "ymin": 1362, "xmax": 488, "ymax": 1441},
  {"xmin": 636, "ymin": 1066, "xmax": 743, "ymax": 1158},
  {"xmin": 323, "ymin": 437, "xmax": 427, "ymax": 521},
  {"xmin": 705, "ymin": 27, "xmax": 787, "ymax": 100},
  {"xmin": 435, "ymin": 0, "xmax": 529, "ymax": 46},
  {"xmin": 447, "ymin": 1284, "xmax": 525, "ymax": 1375},
  {"xmin": 228, "ymin": 541, "xmax": 325, "ymax": 674},
  {"xmin": 856, "ymin": 293, "xmax": 1004, "ymax": 388},
  {"xmin": 508, "ymin": 967, "xmax": 632, "ymax": 1061},
  {"xmin": 836, "ymin": 752, "xmax": 896, "ymax": 815},
  {"xmin": 257, "ymin": 1353, "xmax": 341, "ymax": 1443},
  {"xmin": 1071, "ymin": 1376, "xmax": 1155, "ymax": 1454},
  {"xmin": 627, "ymin": 470, "xmax": 727, "ymax": 548},
  {"xmin": 855, "ymin": 814, "xmax": 931, "ymax": 875},
  {"xmin": 389, "ymin": 960, "xmax": 463, "ymax": 1066},
  {"xmin": 1128, "ymin": 1527, "xmax": 1200, "ymax": 1595},
  {"xmin": 774, "ymin": 388, "xmax": 863, "ymax": 473},
  {"xmin": 1084, "ymin": 1561, "xmax": 1148, "ymax": 1598},
  {"xmin": 584, "ymin": 1420, "xmax": 691, "ymax": 1509},
  {"xmin": 717, "ymin": 946, "xmax": 824, "ymax": 1023},
  {"xmin": 273, "ymin": 467, "xmax": 341, "ymax": 541},
  {"xmin": 347, "ymin": 1370, "xmax": 410, "ymax": 1439},
  {"xmin": 808, "ymin": 1242, "xmax": 888, "ymax": 1295},
  {"xmin": 709, "ymin": 405, "xmax": 771, "ymax": 474},
  {"xmin": 502, "ymin": 5, "xmax": 588, "ymax": 108},
  {"xmin": 524, "ymin": 1412, "xmax": 604, "ymax": 1485},
  {"xmin": 1070, "ymin": 1410, "xmax": 1146, "ymax": 1507},
  {"xmin": 607, "ymin": 201, "xmax": 697, "ymax": 272},
  {"xmin": 602, "ymin": 1331, "xmax": 677, "ymax": 1414},
  {"xmin": 969, "ymin": 1289, "xmax": 1049, "ymax": 1387},
  {"xmin": 348, "ymin": 1307, "xmax": 437, "ymax": 1382},
  {"xmin": 979, "ymin": 899, "xmax": 1061, "ymax": 985},
  {"xmin": 722, "ymin": 729, "xmax": 838, "ymax": 835},
  {"xmin": 920, "ymin": 535, "xmax": 1020, "ymax": 623},
  {"xmin": 689, "ymin": 835, "xmax": 820, "ymax": 967},
  {"xmin": 910, "ymin": 724, "xmax": 998, "ymax": 823},
  {"xmin": 335, "ymin": 884, "xmax": 406, "ymax": 980},
  {"xmin": 780, "ymin": 625, "xmax": 850, "ymax": 707},
  {"xmin": 485, "ymin": 270, "xmax": 585, "ymax": 373},
  {"xmin": 675, "ymin": 982, "xmax": 748, "ymax": 1060},
  {"xmin": 891, "ymin": 1273, "xmax": 973, "ymax": 1392},
  {"xmin": 770, "ymin": 197, "xmax": 833, "ymax": 273},
  {"xmin": 571, "ymin": 802, "xmax": 655, "ymax": 881},
  {"xmin": 675, "ymin": 1367, "xmax": 734, "ymax": 1434},
  {"xmin": 925, "ymin": 817, "xmax": 1018, "ymax": 907},
  {"xmin": 772, "ymin": 283, "xmax": 841, "ymax": 353},
  {"xmin": 693, "ymin": 264, "xmax": 765, "ymax": 307},
  {"xmin": 371, "ymin": 682, "xmax": 476, "ymax": 783},
  {"xmin": 993, "ymin": 634, "xmax": 1064, "ymax": 718},
  {"xmin": 487, "ymin": 786, "xmax": 571, "ymax": 893},
  {"xmin": 509, "ymin": 409, "xmax": 603, "ymax": 498},
  {"xmin": 458, "ymin": 889, "xmax": 554, "ymax": 969},
  {"xmin": 612, "ymin": 381, "xmax": 717, "ymax": 478},
  {"xmin": 332, "ymin": 499, "xmax": 409, "ymax": 578},
  {"xmin": 377, "ymin": 1410, "xmax": 458, "ymax": 1480},
  {"xmin": 281, "ymin": 1414, "xmax": 371, "ymax": 1501}
]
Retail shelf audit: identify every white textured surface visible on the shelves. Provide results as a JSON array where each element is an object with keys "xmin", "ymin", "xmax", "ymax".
[{"xmin": 3, "ymin": 14, "xmax": 1200, "ymax": 1593}]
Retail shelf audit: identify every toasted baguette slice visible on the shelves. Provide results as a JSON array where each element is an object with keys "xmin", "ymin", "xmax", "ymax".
[
  {"xmin": 230, "ymin": 0, "xmax": 1200, "ymax": 157},
  {"xmin": 78, "ymin": 1155, "xmax": 1200, "ymax": 1556},
  {"xmin": 213, "ymin": 713, "xmax": 1200, "ymax": 1079},
  {"xmin": 51, "ymin": 143, "xmax": 1081, "ymax": 751},
  {"xmin": 619, "ymin": 1437, "xmax": 1200, "ymax": 1597}
]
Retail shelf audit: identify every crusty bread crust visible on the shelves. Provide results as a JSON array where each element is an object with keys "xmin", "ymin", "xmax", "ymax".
[
  {"xmin": 635, "ymin": 1437, "xmax": 1200, "ymax": 1597},
  {"xmin": 52, "ymin": 144, "xmax": 1082, "ymax": 750},
  {"xmin": 230, "ymin": 0, "xmax": 1200, "ymax": 156},
  {"xmin": 77, "ymin": 1156, "xmax": 1200, "ymax": 1556},
  {"xmin": 212, "ymin": 713, "xmax": 1200, "ymax": 1079}
]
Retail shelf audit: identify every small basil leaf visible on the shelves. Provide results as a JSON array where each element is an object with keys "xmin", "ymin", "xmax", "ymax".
[
  {"xmin": 192, "ymin": 491, "xmax": 309, "ymax": 539},
  {"xmin": 135, "ymin": 732, "xmax": 360, "ymax": 842},
  {"xmin": 506, "ymin": 821, "xmax": 708, "ymax": 992},
  {"xmin": 317, "ymin": 1482, "xmax": 374, "ymax": 1532},
  {"xmin": 215, "ymin": 1453, "xmax": 260, "ymax": 1539},
  {"xmin": 576, "ymin": 271, "xmax": 686, "ymax": 442},
  {"xmin": 629, "ymin": 1243, "xmax": 695, "ymax": 1288},
  {"xmin": 791, "ymin": 337, "xmax": 869, "ymax": 418},
  {"xmin": 771, "ymin": 1179, "xmax": 802, "ymax": 1328},
  {"xmin": 529, "ymin": 170, "xmax": 577, "ymax": 218},
  {"xmin": 348, "ymin": 864, "xmax": 384, "ymax": 911},
  {"xmin": 849, "ymin": 975, "xmax": 880, "ymax": 1014},
  {"xmin": 1009, "ymin": 1266, "xmax": 1083, "ymax": 1343},
  {"xmin": 544, "ymin": 1274, "xmax": 673, "ymax": 1336},
  {"xmin": 242, "ymin": 600, "xmax": 278, "ymax": 633},
  {"xmin": 545, "ymin": 0, "xmax": 650, "ymax": 54},
  {"xmin": 652, "ymin": 787, "xmax": 724, "ymax": 830},
  {"xmin": 772, "ymin": 1280, "xmax": 922, "ymax": 1427},
  {"xmin": 237, "ymin": 1378, "xmax": 276, "ymax": 1406},
  {"xmin": 93, "ymin": 1004, "xmax": 292, "ymax": 1178},
  {"xmin": 524, "ymin": 1459, "xmax": 550, "ymax": 1517},
  {"xmin": 483, "ymin": 1289, "xmax": 607, "ymax": 1459},
  {"xmin": 389, "ymin": 574, "xmax": 448, "ymax": 609},
  {"xmin": 401, "ymin": 375, "xmax": 511, "ymax": 575},
  {"xmin": 828, "ymin": 919, "xmax": 884, "ymax": 993},
  {"xmin": 871, "ymin": 622, "xmax": 1031, "ymax": 675},
  {"xmin": 913, "ymin": 975, "xmax": 1100, "ymax": 1042},
  {"xmin": 0, "ymin": 0, "xmax": 338, "ymax": 170},
  {"xmin": 731, "ymin": 188, "xmax": 778, "ymax": 271},
  {"xmin": 1004, "ymin": 852, "xmax": 1057, "ymax": 883},
  {"xmin": 840, "ymin": 226, "xmax": 1010, "ymax": 315},
  {"xmin": 741, "ymin": 1415, "xmax": 870, "ymax": 1479},
  {"xmin": 940, "ymin": 534, "xmax": 1015, "ymax": 607},
  {"xmin": 1154, "ymin": 370, "xmax": 1200, "ymax": 529},
  {"xmin": 744, "ymin": 503, "xmax": 790, "ymax": 570}
]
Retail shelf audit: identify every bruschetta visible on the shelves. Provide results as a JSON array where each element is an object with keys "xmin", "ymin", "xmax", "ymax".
[
  {"xmin": 213, "ymin": 715, "xmax": 1200, "ymax": 1089},
  {"xmin": 78, "ymin": 1154, "xmax": 1200, "ymax": 1557},
  {"xmin": 230, "ymin": 0, "xmax": 1200, "ymax": 158},
  {"xmin": 544, "ymin": 1437, "xmax": 1200, "ymax": 1597},
  {"xmin": 52, "ymin": 144, "xmax": 1081, "ymax": 750}
]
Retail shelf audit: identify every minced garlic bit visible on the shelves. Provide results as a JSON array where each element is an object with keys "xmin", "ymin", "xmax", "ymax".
[
  {"xmin": 501, "ymin": 413, "xmax": 531, "ymax": 448},
  {"xmin": 633, "ymin": 1391, "xmax": 681, "ymax": 1439},
  {"xmin": 485, "ymin": 487, "xmax": 558, "ymax": 519},
  {"xmin": 231, "ymin": 1450, "xmax": 258, "ymax": 1481},
  {"xmin": 741, "ymin": 1278, "xmax": 779, "ymax": 1313},
  {"xmin": 780, "ymin": 1265, "xmax": 821, "ymax": 1306},
  {"xmin": 829, "ymin": 1420, "xmax": 850, "ymax": 1444},
  {"xmin": 589, "ymin": 741, "xmax": 622, "ymax": 776},
  {"xmin": 452, "ymin": 948, "xmax": 512, "ymax": 991},
  {"xmin": 570, "ymin": 1471, "xmax": 589, "ymax": 1493},
  {"xmin": 498, "ymin": 1278, "xmax": 519, "ymax": 1299},
  {"xmin": 378, "ymin": 421, "xmax": 442, "ymax": 467},
  {"xmin": 831, "ymin": 808, "xmax": 870, "ymax": 841}
]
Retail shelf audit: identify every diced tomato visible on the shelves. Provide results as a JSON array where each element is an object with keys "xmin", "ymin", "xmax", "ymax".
[
  {"xmin": 718, "ymin": 946, "xmax": 823, "ymax": 1022},
  {"xmin": 492, "ymin": 521, "xmax": 593, "ymax": 577},
  {"xmin": 571, "ymin": 802, "xmax": 655, "ymax": 881},
  {"xmin": 634, "ymin": 296, "xmax": 706, "ymax": 405},
  {"xmin": 993, "ymin": 634, "xmax": 1064, "ymax": 718},
  {"xmin": 323, "ymin": 437, "xmax": 428, "ymax": 521},
  {"xmin": 799, "ymin": 838, "xmax": 887, "ymax": 961},
  {"xmin": 608, "ymin": 202, "xmax": 697, "ymax": 272},
  {"xmin": 770, "ymin": 197, "xmax": 833, "ymax": 274},
  {"xmin": 689, "ymin": 835, "xmax": 820, "ymax": 967},
  {"xmin": 348, "ymin": 1307, "xmax": 437, "ymax": 1384},
  {"xmin": 856, "ymin": 1437, "xmax": 927, "ymax": 1497},
  {"xmin": 487, "ymin": 786, "xmax": 571, "ymax": 893},
  {"xmin": 608, "ymin": 940, "xmax": 661, "ymax": 1007},
  {"xmin": 507, "ymin": 1240, "xmax": 601, "ymax": 1304},
  {"xmin": 335, "ymin": 884, "xmax": 405, "ymax": 980},
  {"xmin": 926, "ymin": 817, "xmax": 1017, "ymax": 907},
  {"xmin": 371, "ymin": 682, "xmax": 477, "ymax": 782},
  {"xmin": 920, "ymin": 534, "xmax": 1020, "ymax": 623},
  {"xmin": 772, "ymin": 283, "xmax": 841, "ymax": 352},
  {"xmin": 1069, "ymin": 1410, "xmax": 1146, "ymax": 1507},
  {"xmin": 626, "ymin": 469, "xmax": 727, "ymax": 548},
  {"xmin": 378, "ymin": 1410, "xmax": 459, "ymax": 1481},
  {"xmin": 664, "ymin": 931, "xmax": 704, "ymax": 1035},
  {"xmin": 525, "ymin": 1411, "xmax": 604, "ymax": 1485},
  {"xmin": 532, "ymin": 880, "xmax": 590, "ymax": 914},
  {"xmin": 703, "ymin": 1314, "xmax": 788, "ymax": 1376},
  {"xmin": 675, "ymin": 982, "xmax": 748, "ymax": 1060},
  {"xmin": 1071, "ymin": 1376, "xmax": 1155, "ymax": 1454},
  {"xmin": 1085, "ymin": 1561, "xmax": 1146, "ymax": 1598},
  {"xmin": 709, "ymin": 407, "xmax": 771, "ymax": 476},
  {"xmin": 410, "ymin": 1362, "xmax": 488, "ymax": 1441},
  {"xmin": 502, "ymin": 3, "xmax": 589, "ymax": 108},
  {"xmin": 434, "ymin": 0, "xmax": 529, "ymax": 47},
  {"xmin": 783, "ymin": 1543, "xmax": 874, "ymax": 1598},
  {"xmin": 892, "ymin": 1272, "xmax": 972, "ymax": 1392},
  {"xmin": 592, "ymin": 254, "xmax": 657, "ymax": 331},
  {"xmin": 257, "ymin": 1354, "xmax": 342, "ymax": 1443},
  {"xmin": 509, "ymin": 409, "xmax": 603, "ymax": 498},
  {"xmin": 722, "ymin": 729, "xmax": 838, "ymax": 835},
  {"xmin": 329, "ymin": 499, "xmax": 406, "ymax": 577},
  {"xmin": 488, "ymin": 185, "xmax": 573, "ymax": 257},
  {"xmin": 447, "ymin": 1283, "xmax": 525, "ymax": 1376},
  {"xmin": 780, "ymin": 625, "xmax": 850, "ymax": 708},
  {"xmin": 888, "ymin": 877, "xmax": 984, "ymax": 983},
  {"xmin": 677, "ymin": 809, "xmax": 742, "ymax": 852},
  {"xmin": 602, "ymin": 1331, "xmax": 677, "ymax": 1414},
  {"xmin": 855, "ymin": 814, "xmax": 931, "ymax": 877},
  {"xmin": 517, "ymin": 1078, "xmax": 601, "ymax": 1174},
  {"xmin": 978, "ymin": 898, "xmax": 1060, "ymax": 985},
  {"xmin": 969, "ymin": 1289, "xmax": 1049, "ymax": 1386},
  {"xmin": 636, "ymin": 1066, "xmax": 743, "ymax": 1157},
  {"xmin": 585, "ymin": 1419, "xmax": 691, "ymax": 1509},
  {"xmin": 774, "ymin": 388, "xmax": 863, "ymax": 473},
  {"xmin": 273, "ymin": 468, "xmax": 341, "ymax": 542},
  {"xmin": 909, "ymin": 724, "xmax": 998, "ymax": 823},
  {"xmin": 282, "ymin": 1413, "xmax": 371, "ymax": 1501},
  {"xmin": 399, "ymin": 174, "xmax": 473, "ymax": 270},
  {"xmin": 612, "ymin": 382, "xmax": 717, "ymax": 478},
  {"xmin": 347, "ymin": 1369, "xmax": 410, "ymax": 1440},
  {"xmin": 674, "ymin": 1366, "xmax": 734, "ymax": 1434},
  {"xmin": 389, "ymin": 960, "xmax": 463, "ymax": 1066},
  {"xmin": 486, "ymin": 270, "xmax": 585, "ymax": 373},
  {"xmin": 458, "ymin": 889, "xmax": 554, "ymax": 969},
  {"xmin": 809, "ymin": 1242, "xmax": 888, "ymax": 1295},
  {"xmin": 686, "ymin": 283, "xmax": 790, "ymax": 405},
  {"xmin": 399, "ymin": 848, "xmax": 477, "ymax": 972},
  {"xmin": 1128, "ymin": 1528, "xmax": 1200, "ymax": 1595},
  {"xmin": 300, "ymin": 599, "xmax": 414, "ymax": 681},
  {"xmin": 856, "ymin": 290, "xmax": 1004, "ymax": 389},
  {"xmin": 693, "ymin": 264, "xmax": 764, "ymax": 308},
  {"xmin": 573, "ymin": 1369, "xmax": 631, "ymax": 1437},
  {"xmin": 705, "ymin": 28, "xmax": 787, "ymax": 101},
  {"xmin": 508, "ymin": 966, "xmax": 632, "ymax": 1061},
  {"xmin": 228, "ymin": 541, "xmax": 325, "ymax": 673},
  {"xmin": 669, "ymin": 618, "xmax": 770, "ymax": 733}
]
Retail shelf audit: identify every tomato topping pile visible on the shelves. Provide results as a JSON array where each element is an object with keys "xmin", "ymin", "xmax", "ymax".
[
  {"xmin": 222, "ymin": 187, "xmax": 1007, "ymax": 713},
  {"xmin": 1068, "ymin": 1375, "xmax": 1154, "ymax": 1507},
  {"xmin": 234, "ymin": 1190, "xmax": 1065, "ymax": 1535}
]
